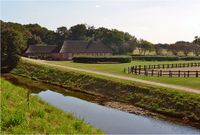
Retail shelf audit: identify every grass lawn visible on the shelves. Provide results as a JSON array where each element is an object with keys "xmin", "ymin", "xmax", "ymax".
[
  {"xmin": 46, "ymin": 60, "xmax": 200, "ymax": 90},
  {"xmin": 0, "ymin": 78, "xmax": 103, "ymax": 134}
]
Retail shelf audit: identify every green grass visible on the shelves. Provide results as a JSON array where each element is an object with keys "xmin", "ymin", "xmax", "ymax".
[
  {"xmin": 46, "ymin": 60, "xmax": 200, "ymax": 89},
  {"xmin": 0, "ymin": 78, "xmax": 103, "ymax": 134}
]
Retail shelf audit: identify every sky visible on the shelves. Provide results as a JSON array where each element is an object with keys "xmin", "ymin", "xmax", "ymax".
[{"xmin": 1, "ymin": 0, "xmax": 200, "ymax": 44}]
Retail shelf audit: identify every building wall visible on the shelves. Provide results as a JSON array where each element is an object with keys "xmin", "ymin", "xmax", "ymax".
[{"xmin": 60, "ymin": 52, "xmax": 112, "ymax": 60}]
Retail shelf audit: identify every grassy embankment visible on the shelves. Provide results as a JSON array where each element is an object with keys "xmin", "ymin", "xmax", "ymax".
[
  {"xmin": 46, "ymin": 60, "xmax": 200, "ymax": 89},
  {"xmin": 0, "ymin": 78, "xmax": 103, "ymax": 134},
  {"xmin": 12, "ymin": 60, "xmax": 200, "ymax": 127}
]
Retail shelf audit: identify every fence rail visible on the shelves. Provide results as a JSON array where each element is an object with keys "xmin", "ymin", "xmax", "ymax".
[{"xmin": 125, "ymin": 62, "xmax": 200, "ymax": 77}]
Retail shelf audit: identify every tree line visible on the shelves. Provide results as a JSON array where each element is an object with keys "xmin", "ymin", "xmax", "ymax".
[{"xmin": 1, "ymin": 20, "xmax": 200, "ymax": 72}]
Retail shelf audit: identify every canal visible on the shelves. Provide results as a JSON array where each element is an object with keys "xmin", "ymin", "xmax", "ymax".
[{"xmin": 4, "ymin": 74, "xmax": 200, "ymax": 134}]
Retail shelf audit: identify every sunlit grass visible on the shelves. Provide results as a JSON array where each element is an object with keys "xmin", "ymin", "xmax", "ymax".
[
  {"xmin": 46, "ymin": 60, "xmax": 200, "ymax": 89},
  {"xmin": 1, "ymin": 78, "xmax": 103, "ymax": 134}
]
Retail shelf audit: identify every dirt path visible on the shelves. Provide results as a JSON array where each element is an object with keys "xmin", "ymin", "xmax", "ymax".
[{"xmin": 22, "ymin": 57, "xmax": 200, "ymax": 94}]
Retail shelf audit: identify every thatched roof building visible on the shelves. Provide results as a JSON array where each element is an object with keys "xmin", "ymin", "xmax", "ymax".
[{"xmin": 25, "ymin": 40, "xmax": 112, "ymax": 60}]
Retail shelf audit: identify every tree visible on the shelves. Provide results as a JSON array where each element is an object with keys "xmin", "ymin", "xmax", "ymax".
[
  {"xmin": 27, "ymin": 34, "xmax": 42, "ymax": 45},
  {"xmin": 24, "ymin": 24, "xmax": 49, "ymax": 41},
  {"xmin": 86, "ymin": 26, "xmax": 95, "ymax": 39},
  {"xmin": 121, "ymin": 39, "xmax": 138, "ymax": 54},
  {"xmin": 56, "ymin": 26, "xmax": 68, "ymax": 37},
  {"xmin": 168, "ymin": 44, "xmax": 179, "ymax": 56},
  {"xmin": 56, "ymin": 26, "xmax": 68, "ymax": 45},
  {"xmin": 68, "ymin": 24, "xmax": 87, "ymax": 40},
  {"xmin": 1, "ymin": 28, "xmax": 21, "ymax": 73},
  {"xmin": 137, "ymin": 39, "xmax": 154, "ymax": 55},
  {"xmin": 155, "ymin": 43, "xmax": 169, "ymax": 55},
  {"xmin": 44, "ymin": 31, "xmax": 59, "ymax": 45},
  {"xmin": 173, "ymin": 41, "xmax": 192, "ymax": 56},
  {"xmin": 193, "ymin": 36, "xmax": 200, "ymax": 45},
  {"xmin": 191, "ymin": 44, "xmax": 200, "ymax": 56},
  {"xmin": 1, "ymin": 21, "xmax": 32, "ymax": 53}
]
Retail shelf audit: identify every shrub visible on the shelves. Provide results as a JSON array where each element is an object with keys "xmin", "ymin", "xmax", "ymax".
[
  {"xmin": 179, "ymin": 56, "xmax": 200, "ymax": 61},
  {"xmin": 72, "ymin": 56, "xmax": 132, "ymax": 63}
]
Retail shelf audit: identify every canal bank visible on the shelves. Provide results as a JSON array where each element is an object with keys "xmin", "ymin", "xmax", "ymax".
[
  {"xmin": 2, "ymin": 74, "xmax": 200, "ymax": 134},
  {"xmin": 0, "ymin": 77, "xmax": 103, "ymax": 134},
  {"xmin": 11, "ymin": 60, "xmax": 200, "ymax": 128}
]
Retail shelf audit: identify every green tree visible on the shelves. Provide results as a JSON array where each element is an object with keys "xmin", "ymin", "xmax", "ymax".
[
  {"xmin": 155, "ymin": 44, "xmax": 169, "ymax": 55},
  {"xmin": 1, "ymin": 28, "xmax": 21, "ymax": 73},
  {"xmin": 57, "ymin": 26, "xmax": 68, "ymax": 37},
  {"xmin": 172, "ymin": 41, "xmax": 192, "ymax": 56},
  {"xmin": 193, "ymin": 36, "xmax": 200, "ymax": 45},
  {"xmin": 27, "ymin": 34, "xmax": 42, "ymax": 45},
  {"xmin": 191, "ymin": 44, "xmax": 200, "ymax": 56},
  {"xmin": 137, "ymin": 39, "xmax": 154, "ymax": 55},
  {"xmin": 86, "ymin": 26, "xmax": 95, "ymax": 39},
  {"xmin": 56, "ymin": 26, "xmax": 68, "ymax": 45},
  {"xmin": 68, "ymin": 24, "xmax": 87, "ymax": 40},
  {"xmin": 1, "ymin": 21, "xmax": 32, "ymax": 53}
]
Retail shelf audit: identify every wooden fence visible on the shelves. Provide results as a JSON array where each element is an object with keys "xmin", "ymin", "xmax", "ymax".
[
  {"xmin": 130, "ymin": 62, "xmax": 200, "ymax": 70},
  {"xmin": 125, "ymin": 62, "xmax": 200, "ymax": 77}
]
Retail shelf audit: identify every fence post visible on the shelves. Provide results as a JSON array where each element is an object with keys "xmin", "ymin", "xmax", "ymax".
[
  {"xmin": 136, "ymin": 66, "xmax": 138, "ymax": 74},
  {"xmin": 128, "ymin": 66, "xmax": 130, "ymax": 74},
  {"xmin": 151, "ymin": 70, "xmax": 154, "ymax": 76},
  {"xmin": 187, "ymin": 71, "xmax": 189, "ymax": 77},
  {"xmin": 169, "ymin": 70, "xmax": 172, "ymax": 77},
  {"xmin": 139, "ymin": 65, "xmax": 141, "ymax": 75},
  {"xmin": 130, "ymin": 66, "xmax": 133, "ymax": 74},
  {"xmin": 160, "ymin": 70, "xmax": 162, "ymax": 77},
  {"xmin": 178, "ymin": 70, "xmax": 180, "ymax": 77},
  {"xmin": 196, "ymin": 71, "xmax": 198, "ymax": 78},
  {"xmin": 144, "ymin": 68, "xmax": 148, "ymax": 76}
]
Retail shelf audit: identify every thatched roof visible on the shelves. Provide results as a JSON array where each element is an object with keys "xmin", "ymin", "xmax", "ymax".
[
  {"xmin": 60, "ymin": 40, "xmax": 112, "ymax": 53},
  {"xmin": 25, "ymin": 44, "xmax": 59, "ymax": 54},
  {"xmin": 25, "ymin": 40, "xmax": 113, "ymax": 54}
]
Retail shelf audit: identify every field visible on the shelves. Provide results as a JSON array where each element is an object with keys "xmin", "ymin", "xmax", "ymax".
[
  {"xmin": 0, "ymin": 78, "xmax": 103, "ymax": 134},
  {"xmin": 46, "ymin": 60, "xmax": 200, "ymax": 89}
]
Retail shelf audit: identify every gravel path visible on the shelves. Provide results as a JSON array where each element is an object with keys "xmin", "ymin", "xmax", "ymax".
[{"xmin": 23, "ymin": 57, "xmax": 200, "ymax": 94}]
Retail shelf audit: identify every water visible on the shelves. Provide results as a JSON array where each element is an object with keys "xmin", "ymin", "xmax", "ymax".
[{"xmin": 37, "ymin": 90, "xmax": 200, "ymax": 134}]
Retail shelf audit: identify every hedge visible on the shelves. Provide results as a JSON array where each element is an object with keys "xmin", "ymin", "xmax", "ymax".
[
  {"xmin": 72, "ymin": 56, "xmax": 132, "ymax": 63},
  {"xmin": 131, "ymin": 56, "xmax": 200, "ymax": 61}
]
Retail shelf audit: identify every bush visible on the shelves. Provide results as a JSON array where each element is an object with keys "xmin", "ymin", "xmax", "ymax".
[
  {"xmin": 73, "ymin": 56, "xmax": 132, "ymax": 63},
  {"xmin": 179, "ymin": 56, "xmax": 200, "ymax": 61},
  {"xmin": 131, "ymin": 55, "xmax": 200, "ymax": 61}
]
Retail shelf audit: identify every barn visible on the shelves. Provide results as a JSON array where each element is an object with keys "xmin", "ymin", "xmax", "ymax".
[{"xmin": 25, "ymin": 40, "xmax": 113, "ymax": 60}]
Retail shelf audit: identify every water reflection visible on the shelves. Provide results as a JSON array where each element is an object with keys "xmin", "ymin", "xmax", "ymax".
[{"xmin": 37, "ymin": 90, "xmax": 200, "ymax": 134}]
